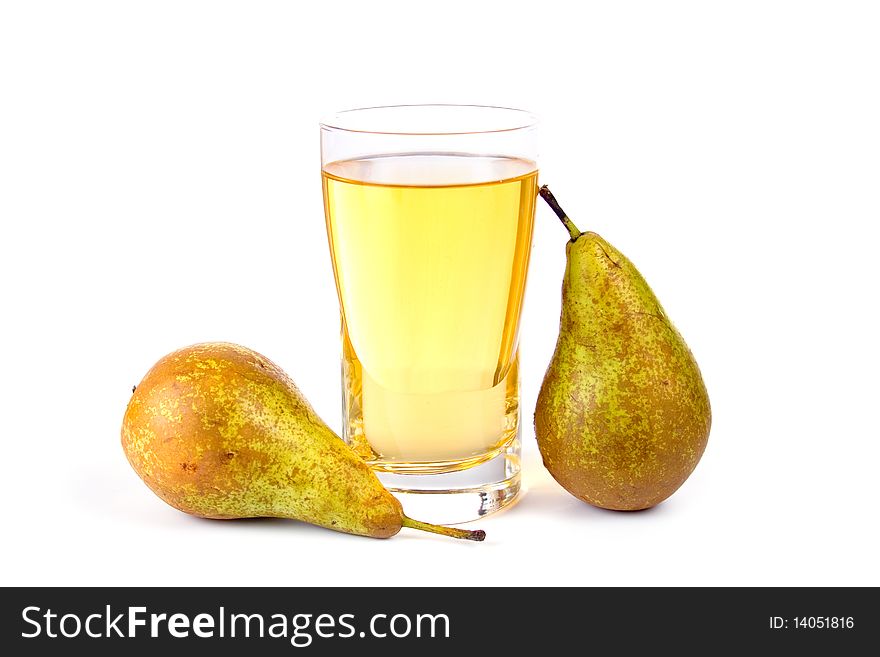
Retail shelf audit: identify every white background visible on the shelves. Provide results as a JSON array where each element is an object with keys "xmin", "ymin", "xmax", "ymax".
[{"xmin": 1, "ymin": 0, "xmax": 878, "ymax": 587}]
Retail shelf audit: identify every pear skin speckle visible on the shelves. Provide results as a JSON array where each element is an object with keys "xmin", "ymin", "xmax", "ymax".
[
  {"xmin": 535, "ymin": 232, "xmax": 711, "ymax": 510},
  {"xmin": 122, "ymin": 343, "xmax": 403, "ymax": 538}
]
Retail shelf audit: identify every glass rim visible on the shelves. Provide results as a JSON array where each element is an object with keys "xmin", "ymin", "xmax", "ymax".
[{"xmin": 319, "ymin": 104, "xmax": 538, "ymax": 136}]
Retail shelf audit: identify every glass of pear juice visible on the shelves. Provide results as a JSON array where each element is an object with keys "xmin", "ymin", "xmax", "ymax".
[{"xmin": 321, "ymin": 105, "xmax": 538, "ymax": 524}]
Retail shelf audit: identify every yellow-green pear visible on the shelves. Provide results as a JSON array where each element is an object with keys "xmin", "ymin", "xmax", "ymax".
[
  {"xmin": 122, "ymin": 342, "xmax": 484, "ymax": 540},
  {"xmin": 535, "ymin": 187, "xmax": 711, "ymax": 510}
]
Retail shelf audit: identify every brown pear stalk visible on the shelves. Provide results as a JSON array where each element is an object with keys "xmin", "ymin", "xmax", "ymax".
[{"xmin": 122, "ymin": 343, "xmax": 485, "ymax": 541}]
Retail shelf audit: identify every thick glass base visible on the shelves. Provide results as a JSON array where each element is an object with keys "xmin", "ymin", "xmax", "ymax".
[{"xmin": 375, "ymin": 439, "xmax": 521, "ymax": 525}]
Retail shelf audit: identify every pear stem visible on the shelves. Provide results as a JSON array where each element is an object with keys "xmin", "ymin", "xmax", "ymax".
[
  {"xmin": 401, "ymin": 515, "xmax": 486, "ymax": 542},
  {"xmin": 539, "ymin": 185, "xmax": 581, "ymax": 241}
]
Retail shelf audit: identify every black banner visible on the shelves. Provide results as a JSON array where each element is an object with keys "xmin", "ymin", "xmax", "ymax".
[{"xmin": 1, "ymin": 587, "xmax": 874, "ymax": 654}]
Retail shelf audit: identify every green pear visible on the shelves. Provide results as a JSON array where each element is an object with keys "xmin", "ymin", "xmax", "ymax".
[
  {"xmin": 122, "ymin": 342, "xmax": 484, "ymax": 540},
  {"xmin": 535, "ymin": 187, "xmax": 711, "ymax": 510}
]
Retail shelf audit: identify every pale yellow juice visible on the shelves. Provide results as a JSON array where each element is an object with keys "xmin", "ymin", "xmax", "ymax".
[{"xmin": 322, "ymin": 154, "xmax": 537, "ymax": 470}]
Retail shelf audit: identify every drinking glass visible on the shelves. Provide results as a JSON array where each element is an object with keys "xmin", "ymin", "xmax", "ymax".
[{"xmin": 321, "ymin": 105, "xmax": 537, "ymax": 523}]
